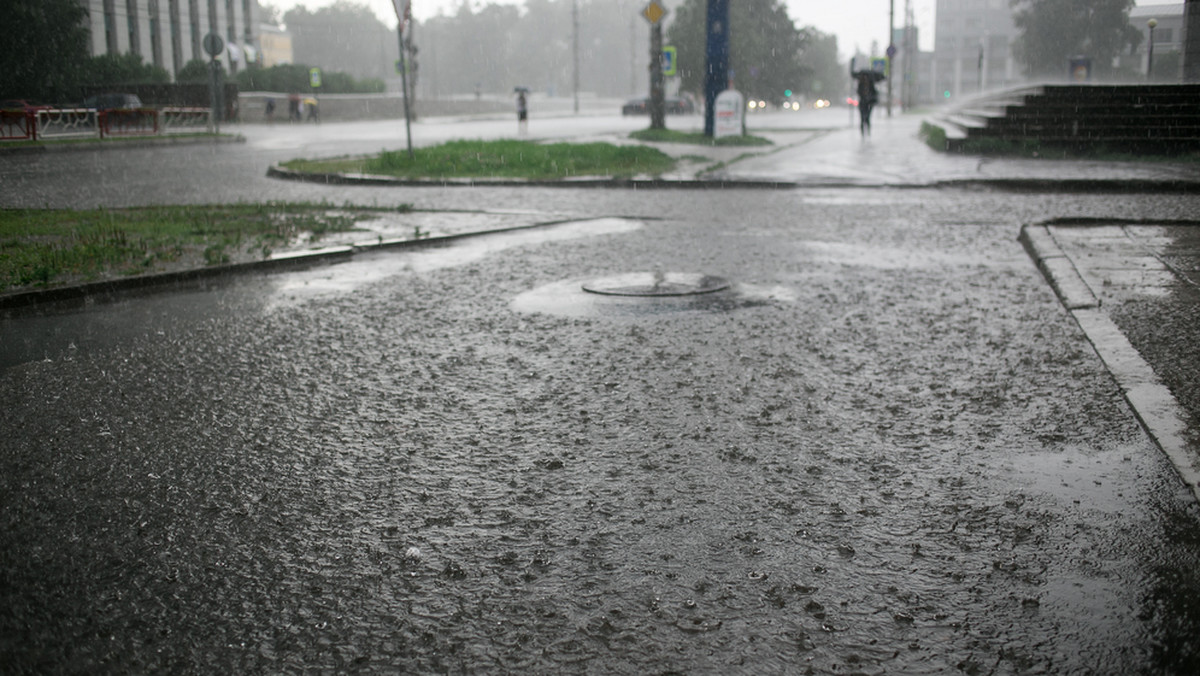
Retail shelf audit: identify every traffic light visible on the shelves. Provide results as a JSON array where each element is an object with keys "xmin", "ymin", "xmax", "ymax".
[{"xmin": 784, "ymin": 89, "xmax": 792, "ymax": 98}]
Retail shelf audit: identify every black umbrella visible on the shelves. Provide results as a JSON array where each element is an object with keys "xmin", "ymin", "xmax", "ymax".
[{"xmin": 851, "ymin": 70, "xmax": 886, "ymax": 83}]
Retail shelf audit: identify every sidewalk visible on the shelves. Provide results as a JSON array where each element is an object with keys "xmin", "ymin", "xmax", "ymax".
[
  {"xmin": 1020, "ymin": 220, "xmax": 1200, "ymax": 501},
  {"xmin": 721, "ymin": 112, "xmax": 1200, "ymax": 189}
]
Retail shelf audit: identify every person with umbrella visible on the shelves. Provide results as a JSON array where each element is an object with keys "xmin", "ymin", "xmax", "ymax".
[
  {"xmin": 852, "ymin": 69, "xmax": 885, "ymax": 136},
  {"xmin": 514, "ymin": 86, "xmax": 529, "ymax": 135}
]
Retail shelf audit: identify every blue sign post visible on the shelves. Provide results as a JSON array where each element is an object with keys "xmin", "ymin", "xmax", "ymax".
[{"xmin": 704, "ymin": 0, "xmax": 730, "ymax": 137}]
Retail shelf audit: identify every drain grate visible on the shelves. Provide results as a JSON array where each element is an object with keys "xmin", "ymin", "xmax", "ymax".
[{"xmin": 581, "ymin": 272, "xmax": 731, "ymax": 297}]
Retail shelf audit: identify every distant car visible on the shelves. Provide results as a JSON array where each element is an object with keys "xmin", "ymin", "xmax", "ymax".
[
  {"xmin": 82, "ymin": 93, "xmax": 144, "ymax": 110},
  {"xmin": 621, "ymin": 96, "xmax": 695, "ymax": 116}
]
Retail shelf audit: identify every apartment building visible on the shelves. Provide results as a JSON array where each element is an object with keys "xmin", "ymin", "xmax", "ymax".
[
  {"xmin": 83, "ymin": 0, "xmax": 260, "ymax": 77},
  {"xmin": 931, "ymin": 0, "xmax": 1019, "ymax": 100}
]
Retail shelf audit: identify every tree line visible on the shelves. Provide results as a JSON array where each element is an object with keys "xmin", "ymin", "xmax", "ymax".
[{"xmin": 1, "ymin": 0, "xmax": 1156, "ymax": 105}]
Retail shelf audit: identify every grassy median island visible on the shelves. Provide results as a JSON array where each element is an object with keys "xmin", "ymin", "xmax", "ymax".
[
  {"xmin": 0, "ymin": 202, "xmax": 409, "ymax": 293},
  {"xmin": 281, "ymin": 139, "xmax": 676, "ymax": 180}
]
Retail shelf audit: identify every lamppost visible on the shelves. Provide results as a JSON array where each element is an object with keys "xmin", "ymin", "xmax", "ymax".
[{"xmin": 1147, "ymin": 18, "xmax": 1158, "ymax": 80}]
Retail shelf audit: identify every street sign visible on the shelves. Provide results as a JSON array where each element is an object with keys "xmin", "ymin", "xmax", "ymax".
[
  {"xmin": 202, "ymin": 33, "xmax": 224, "ymax": 58},
  {"xmin": 871, "ymin": 57, "xmax": 888, "ymax": 76},
  {"xmin": 662, "ymin": 46, "xmax": 677, "ymax": 76},
  {"xmin": 309, "ymin": 68, "xmax": 322, "ymax": 88},
  {"xmin": 886, "ymin": 44, "xmax": 897, "ymax": 58},
  {"xmin": 642, "ymin": 1, "xmax": 666, "ymax": 25}
]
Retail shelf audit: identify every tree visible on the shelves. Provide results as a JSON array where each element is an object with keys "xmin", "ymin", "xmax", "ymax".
[
  {"xmin": 667, "ymin": 0, "xmax": 811, "ymax": 105},
  {"xmin": 283, "ymin": 1, "xmax": 398, "ymax": 81},
  {"xmin": 1011, "ymin": 0, "xmax": 1142, "ymax": 78},
  {"xmin": 79, "ymin": 53, "xmax": 172, "ymax": 87},
  {"xmin": 177, "ymin": 59, "xmax": 218, "ymax": 84},
  {"xmin": 0, "ymin": 0, "xmax": 90, "ymax": 103},
  {"xmin": 797, "ymin": 28, "xmax": 842, "ymax": 99}
]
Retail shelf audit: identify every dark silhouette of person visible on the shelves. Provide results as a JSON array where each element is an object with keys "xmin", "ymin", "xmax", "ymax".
[
  {"xmin": 516, "ymin": 92, "xmax": 528, "ymax": 134},
  {"xmin": 854, "ymin": 71, "xmax": 882, "ymax": 136}
]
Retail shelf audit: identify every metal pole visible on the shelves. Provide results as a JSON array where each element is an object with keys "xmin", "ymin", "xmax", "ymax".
[
  {"xmin": 704, "ymin": 0, "xmax": 730, "ymax": 137},
  {"xmin": 1148, "ymin": 19, "xmax": 1157, "ymax": 80},
  {"xmin": 397, "ymin": 26, "xmax": 414, "ymax": 159},
  {"xmin": 887, "ymin": 0, "xmax": 894, "ymax": 116},
  {"xmin": 649, "ymin": 21, "xmax": 665, "ymax": 129},
  {"xmin": 208, "ymin": 57, "xmax": 220, "ymax": 134},
  {"xmin": 573, "ymin": 0, "xmax": 580, "ymax": 114}
]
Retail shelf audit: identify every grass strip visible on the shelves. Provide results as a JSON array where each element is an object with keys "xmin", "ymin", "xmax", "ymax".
[
  {"xmin": 630, "ymin": 128, "xmax": 773, "ymax": 147},
  {"xmin": 282, "ymin": 139, "xmax": 676, "ymax": 180},
  {"xmin": 0, "ymin": 202, "xmax": 409, "ymax": 292}
]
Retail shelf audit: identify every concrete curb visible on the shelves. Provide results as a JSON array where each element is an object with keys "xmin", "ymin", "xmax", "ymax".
[
  {"xmin": 264, "ymin": 164, "xmax": 797, "ymax": 190},
  {"xmin": 267, "ymin": 164, "xmax": 1200, "ymax": 194},
  {"xmin": 0, "ymin": 216, "xmax": 603, "ymax": 314},
  {"xmin": 1020, "ymin": 222, "xmax": 1200, "ymax": 504}
]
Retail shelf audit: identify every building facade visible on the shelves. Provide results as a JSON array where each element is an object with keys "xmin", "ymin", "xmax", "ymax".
[
  {"xmin": 257, "ymin": 23, "xmax": 293, "ymax": 68},
  {"xmin": 1130, "ymin": 4, "xmax": 1186, "ymax": 79},
  {"xmin": 932, "ymin": 0, "xmax": 1020, "ymax": 101},
  {"xmin": 83, "ymin": 0, "xmax": 260, "ymax": 77}
]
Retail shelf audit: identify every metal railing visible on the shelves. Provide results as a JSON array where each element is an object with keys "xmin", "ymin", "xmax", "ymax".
[
  {"xmin": 0, "ymin": 107, "xmax": 213, "ymax": 143},
  {"xmin": 0, "ymin": 110, "xmax": 36, "ymax": 140},
  {"xmin": 36, "ymin": 108, "xmax": 97, "ymax": 139}
]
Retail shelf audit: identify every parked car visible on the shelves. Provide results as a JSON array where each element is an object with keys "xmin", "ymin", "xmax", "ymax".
[
  {"xmin": 621, "ymin": 96, "xmax": 695, "ymax": 116},
  {"xmin": 82, "ymin": 93, "xmax": 144, "ymax": 110}
]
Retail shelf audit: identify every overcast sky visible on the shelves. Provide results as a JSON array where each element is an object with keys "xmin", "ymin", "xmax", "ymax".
[{"xmin": 264, "ymin": 0, "xmax": 1181, "ymax": 60}]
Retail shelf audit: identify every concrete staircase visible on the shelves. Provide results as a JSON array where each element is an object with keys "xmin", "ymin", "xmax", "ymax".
[{"xmin": 930, "ymin": 84, "xmax": 1200, "ymax": 155}]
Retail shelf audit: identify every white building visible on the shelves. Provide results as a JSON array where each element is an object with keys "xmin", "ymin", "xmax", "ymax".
[
  {"xmin": 1130, "ymin": 3, "xmax": 1186, "ymax": 79},
  {"xmin": 931, "ymin": 0, "xmax": 1020, "ymax": 101},
  {"xmin": 82, "ymin": 0, "xmax": 260, "ymax": 77}
]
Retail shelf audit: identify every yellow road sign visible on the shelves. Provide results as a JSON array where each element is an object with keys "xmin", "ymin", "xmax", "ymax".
[{"xmin": 642, "ymin": 1, "xmax": 666, "ymax": 25}]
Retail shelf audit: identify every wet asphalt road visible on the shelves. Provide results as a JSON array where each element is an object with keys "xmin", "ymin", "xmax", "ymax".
[{"xmin": 3, "ymin": 119, "xmax": 1200, "ymax": 674}]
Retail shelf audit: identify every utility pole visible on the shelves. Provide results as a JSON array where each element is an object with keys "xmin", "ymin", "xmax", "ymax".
[
  {"xmin": 887, "ymin": 0, "xmax": 894, "ymax": 116},
  {"xmin": 642, "ymin": 1, "xmax": 667, "ymax": 130},
  {"xmin": 649, "ymin": 19, "xmax": 665, "ymax": 129},
  {"xmin": 393, "ymin": 0, "xmax": 413, "ymax": 159},
  {"xmin": 573, "ymin": 0, "xmax": 580, "ymax": 113}
]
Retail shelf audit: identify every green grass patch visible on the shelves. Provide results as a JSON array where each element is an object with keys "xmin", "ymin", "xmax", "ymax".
[
  {"xmin": 629, "ymin": 128, "xmax": 773, "ymax": 147},
  {"xmin": 282, "ymin": 139, "xmax": 676, "ymax": 180},
  {"xmin": 0, "ymin": 202, "xmax": 409, "ymax": 292},
  {"xmin": 918, "ymin": 121, "xmax": 948, "ymax": 152}
]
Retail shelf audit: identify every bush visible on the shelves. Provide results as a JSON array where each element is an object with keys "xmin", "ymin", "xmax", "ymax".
[
  {"xmin": 176, "ymin": 58, "xmax": 220, "ymax": 83},
  {"xmin": 80, "ymin": 53, "xmax": 171, "ymax": 87},
  {"xmin": 235, "ymin": 63, "xmax": 384, "ymax": 94}
]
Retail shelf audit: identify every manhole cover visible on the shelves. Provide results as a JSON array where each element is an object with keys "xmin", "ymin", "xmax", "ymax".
[{"xmin": 581, "ymin": 272, "xmax": 731, "ymax": 297}]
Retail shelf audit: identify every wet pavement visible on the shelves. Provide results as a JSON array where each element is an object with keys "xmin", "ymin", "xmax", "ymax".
[{"xmin": 2, "ymin": 111, "xmax": 1200, "ymax": 674}]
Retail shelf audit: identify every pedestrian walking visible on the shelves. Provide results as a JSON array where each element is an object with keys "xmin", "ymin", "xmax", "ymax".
[
  {"xmin": 287, "ymin": 93, "xmax": 301, "ymax": 122},
  {"xmin": 853, "ymin": 70, "xmax": 884, "ymax": 136},
  {"xmin": 304, "ymin": 97, "xmax": 320, "ymax": 123},
  {"xmin": 264, "ymin": 97, "xmax": 276, "ymax": 123},
  {"xmin": 516, "ymin": 91, "xmax": 528, "ymax": 135}
]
